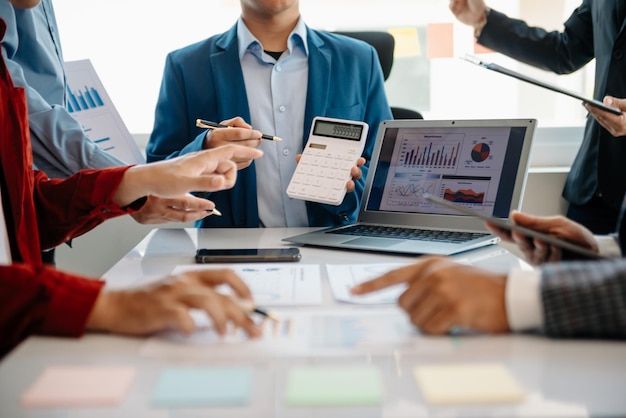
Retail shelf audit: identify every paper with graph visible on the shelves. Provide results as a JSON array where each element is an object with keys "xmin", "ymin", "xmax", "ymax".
[{"xmin": 64, "ymin": 59, "xmax": 145, "ymax": 164}]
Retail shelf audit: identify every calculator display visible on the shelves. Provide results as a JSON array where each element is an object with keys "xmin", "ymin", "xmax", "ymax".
[{"xmin": 313, "ymin": 120, "xmax": 364, "ymax": 141}]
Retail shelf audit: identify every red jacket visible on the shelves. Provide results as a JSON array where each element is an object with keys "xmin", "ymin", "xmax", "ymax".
[{"xmin": 0, "ymin": 19, "xmax": 140, "ymax": 356}]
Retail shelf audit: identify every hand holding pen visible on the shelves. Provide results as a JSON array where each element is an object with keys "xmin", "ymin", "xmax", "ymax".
[
  {"xmin": 197, "ymin": 118, "xmax": 283, "ymax": 142},
  {"xmin": 197, "ymin": 116, "xmax": 280, "ymax": 170}
]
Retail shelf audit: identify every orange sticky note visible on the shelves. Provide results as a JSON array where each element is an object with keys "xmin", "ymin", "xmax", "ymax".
[
  {"xmin": 427, "ymin": 23, "xmax": 454, "ymax": 59},
  {"xmin": 21, "ymin": 366, "xmax": 136, "ymax": 407}
]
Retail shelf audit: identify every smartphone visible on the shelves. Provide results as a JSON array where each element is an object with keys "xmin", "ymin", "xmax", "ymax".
[
  {"xmin": 195, "ymin": 248, "xmax": 301, "ymax": 263},
  {"xmin": 423, "ymin": 193, "xmax": 605, "ymax": 260}
]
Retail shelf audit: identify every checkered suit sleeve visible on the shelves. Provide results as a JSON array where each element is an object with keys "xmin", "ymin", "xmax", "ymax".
[{"xmin": 541, "ymin": 259, "xmax": 626, "ymax": 338}]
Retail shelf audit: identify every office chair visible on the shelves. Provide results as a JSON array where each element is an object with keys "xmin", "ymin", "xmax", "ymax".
[{"xmin": 334, "ymin": 31, "xmax": 424, "ymax": 120}]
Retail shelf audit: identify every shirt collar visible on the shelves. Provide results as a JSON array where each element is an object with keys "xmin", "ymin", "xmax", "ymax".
[{"xmin": 236, "ymin": 16, "xmax": 308, "ymax": 60}]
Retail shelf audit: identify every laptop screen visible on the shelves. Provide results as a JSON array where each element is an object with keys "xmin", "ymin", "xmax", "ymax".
[{"xmin": 365, "ymin": 120, "xmax": 535, "ymax": 219}]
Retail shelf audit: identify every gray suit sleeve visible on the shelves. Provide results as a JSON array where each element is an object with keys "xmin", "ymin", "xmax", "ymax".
[
  {"xmin": 541, "ymin": 259, "xmax": 626, "ymax": 338},
  {"xmin": 8, "ymin": 59, "xmax": 125, "ymax": 178}
]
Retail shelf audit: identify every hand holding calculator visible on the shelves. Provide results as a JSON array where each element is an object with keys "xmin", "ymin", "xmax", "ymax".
[{"xmin": 287, "ymin": 116, "xmax": 368, "ymax": 206}]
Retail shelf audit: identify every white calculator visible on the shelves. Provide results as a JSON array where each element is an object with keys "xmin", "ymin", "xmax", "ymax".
[{"xmin": 287, "ymin": 116, "xmax": 369, "ymax": 206}]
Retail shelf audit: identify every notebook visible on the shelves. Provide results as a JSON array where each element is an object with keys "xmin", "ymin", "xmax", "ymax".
[{"xmin": 283, "ymin": 118, "xmax": 536, "ymax": 256}]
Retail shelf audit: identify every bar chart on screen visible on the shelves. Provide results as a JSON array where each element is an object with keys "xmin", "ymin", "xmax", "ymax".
[{"xmin": 64, "ymin": 60, "xmax": 145, "ymax": 164}]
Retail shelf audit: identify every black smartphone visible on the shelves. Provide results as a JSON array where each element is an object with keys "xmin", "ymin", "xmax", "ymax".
[
  {"xmin": 423, "ymin": 193, "xmax": 605, "ymax": 260},
  {"xmin": 195, "ymin": 247, "xmax": 301, "ymax": 263}
]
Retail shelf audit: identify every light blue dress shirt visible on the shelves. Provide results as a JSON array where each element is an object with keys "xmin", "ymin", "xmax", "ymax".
[
  {"xmin": 0, "ymin": 0, "xmax": 123, "ymax": 178},
  {"xmin": 237, "ymin": 18, "xmax": 309, "ymax": 227}
]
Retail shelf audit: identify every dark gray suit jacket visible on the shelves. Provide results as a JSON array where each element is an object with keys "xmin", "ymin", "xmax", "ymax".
[
  {"xmin": 539, "ymin": 193, "xmax": 626, "ymax": 338},
  {"xmin": 479, "ymin": 1, "xmax": 626, "ymax": 210}
]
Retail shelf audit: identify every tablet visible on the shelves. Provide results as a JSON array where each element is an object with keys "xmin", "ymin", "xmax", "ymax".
[
  {"xmin": 461, "ymin": 55, "xmax": 622, "ymax": 116},
  {"xmin": 423, "ymin": 193, "xmax": 605, "ymax": 260}
]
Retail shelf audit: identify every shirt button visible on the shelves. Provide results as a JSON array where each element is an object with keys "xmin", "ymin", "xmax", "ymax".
[
  {"xmin": 275, "ymin": 65, "xmax": 282, "ymax": 72},
  {"xmin": 282, "ymin": 149, "xmax": 290, "ymax": 156},
  {"xmin": 279, "ymin": 105, "xmax": 286, "ymax": 112}
]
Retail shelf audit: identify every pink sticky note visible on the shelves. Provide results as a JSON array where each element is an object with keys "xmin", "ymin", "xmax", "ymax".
[
  {"xmin": 427, "ymin": 23, "xmax": 454, "ymax": 59},
  {"xmin": 21, "ymin": 366, "xmax": 136, "ymax": 407}
]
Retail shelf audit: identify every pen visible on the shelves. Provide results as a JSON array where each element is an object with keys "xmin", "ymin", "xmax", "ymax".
[
  {"xmin": 208, "ymin": 207, "xmax": 222, "ymax": 217},
  {"xmin": 237, "ymin": 299, "xmax": 281, "ymax": 322},
  {"xmin": 196, "ymin": 118, "xmax": 283, "ymax": 142},
  {"xmin": 250, "ymin": 307, "xmax": 281, "ymax": 322}
]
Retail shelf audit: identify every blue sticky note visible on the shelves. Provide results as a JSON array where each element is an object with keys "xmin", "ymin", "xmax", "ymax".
[
  {"xmin": 286, "ymin": 366, "xmax": 383, "ymax": 406},
  {"xmin": 152, "ymin": 367, "xmax": 252, "ymax": 407}
]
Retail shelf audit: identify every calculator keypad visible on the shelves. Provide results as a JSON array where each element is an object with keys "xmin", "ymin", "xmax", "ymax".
[{"xmin": 287, "ymin": 147, "xmax": 360, "ymax": 205}]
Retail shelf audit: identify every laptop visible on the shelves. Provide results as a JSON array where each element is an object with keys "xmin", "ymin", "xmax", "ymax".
[{"xmin": 283, "ymin": 118, "xmax": 537, "ymax": 256}]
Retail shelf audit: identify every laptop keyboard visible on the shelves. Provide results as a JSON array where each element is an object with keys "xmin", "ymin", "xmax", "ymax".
[{"xmin": 330, "ymin": 225, "xmax": 489, "ymax": 243}]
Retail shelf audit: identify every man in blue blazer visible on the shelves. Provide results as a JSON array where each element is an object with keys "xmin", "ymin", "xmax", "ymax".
[
  {"xmin": 146, "ymin": 0, "xmax": 393, "ymax": 228},
  {"xmin": 449, "ymin": 0, "xmax": 626, "ymax": 234}
]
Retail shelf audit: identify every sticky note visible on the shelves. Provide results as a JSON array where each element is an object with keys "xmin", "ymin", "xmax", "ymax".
[
  {"xmin": 427, "ymin": 23, "xmax": 454, "ymax": 59},
  {"xmin": 151, "ymin": 367, "xmax": 252, "ymax": 407},
  {"xmin": 285, "ymin": 366, "xmax": 382, "ymax": 406},
  {"xmin": 21, "ymin": 366, "xmax": 136, "ymax": 407},
  {"xmin": 389, "ymin": 27, "xmax": 422, "ymax": 58},
  {"xmin": 414, "ymin": 363, "xmax": 525, "ymax": 404}
]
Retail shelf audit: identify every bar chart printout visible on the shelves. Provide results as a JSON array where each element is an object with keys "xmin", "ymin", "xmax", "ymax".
[
  {"xmin": 66, "ymin": 84, "xmax": 104, "ymax": 113},
  {"xmin": 63, "ymin": 59, "xmax": 145, "ymax": 164}
]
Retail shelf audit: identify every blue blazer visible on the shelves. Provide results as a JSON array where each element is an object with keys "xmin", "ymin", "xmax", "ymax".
[{"xmin": 147, "ymin": 24, "xmax": 393, "ymax": 228}]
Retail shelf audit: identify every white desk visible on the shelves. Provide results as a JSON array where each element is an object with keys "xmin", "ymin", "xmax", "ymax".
[{"xmin": 1, "ymin": 228, "xmax": 626, "ymax": 417}]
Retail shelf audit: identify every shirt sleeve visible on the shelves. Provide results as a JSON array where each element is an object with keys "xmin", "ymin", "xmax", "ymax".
[
  {"xmin": 595, "ymin": 234, "xmax": 622, "ymax": 258},
  {"xmin": 0, "ymin": 264, "xmax": 103, "ymax": 357},
  {"xmin": 505, "ymin": 267, "xmax": 545, "ymax": 331},
  {"xmin": 0, "ymin": 7, "xmax": 125, "ymax": 178},
  {"xmin": 34, "ymin": 166, "xmax": 145, "ymax": 249}
]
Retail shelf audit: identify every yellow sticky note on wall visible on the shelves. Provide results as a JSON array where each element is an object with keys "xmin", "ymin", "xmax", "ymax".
[
  {"xmin": 389, "ymin": 27, "xmax": 421, "ymax": 58},
  {"xmin": 414, "ymin": 363, "xmax": 525, "ymax": 404}
]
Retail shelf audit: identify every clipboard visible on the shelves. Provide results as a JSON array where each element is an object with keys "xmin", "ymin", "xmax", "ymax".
[
  {"xmin": 462, "ymin": 55, "xmax": 622, "ymax": 116},
  {"xmin": 423, "ymin": 193, "xmax": 606, "ymax": 260}
]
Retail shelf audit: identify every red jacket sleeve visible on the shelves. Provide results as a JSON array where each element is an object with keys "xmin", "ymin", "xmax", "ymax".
[
  {"xmin": 32, "ymin": 166, "xmax": 145, "ymax": 250},
  {"xmin": 0, "ymin": 264, "xmax": 103, "ymax": 357}
]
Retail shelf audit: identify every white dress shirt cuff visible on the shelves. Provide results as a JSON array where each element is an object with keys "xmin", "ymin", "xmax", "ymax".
[
  {"xmin": 595, "ymin": 234, "xmax": 622, "ymax": 258},
  {"xmin": 505, "ymin": 268, "xmax": 544, "ymax": 331}
]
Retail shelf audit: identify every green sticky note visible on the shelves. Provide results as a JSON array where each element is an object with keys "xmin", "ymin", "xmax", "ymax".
[
  {"xmin": 152, "ymin": 367, "xmax": 251, "ymax": 407},
  {"xmin": 285, "ymin": 366, "xmax": 382, "ymax": 406}
]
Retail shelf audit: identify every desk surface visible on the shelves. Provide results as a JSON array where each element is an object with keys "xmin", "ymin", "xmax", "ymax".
[{"xmin": 1, "ymin": 228, "xmax": 625, "ymax": 417}]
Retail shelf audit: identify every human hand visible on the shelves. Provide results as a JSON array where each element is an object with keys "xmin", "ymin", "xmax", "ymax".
[
  {"xmin": 8, "ymin": 0, "xmax": 41, "ymax": 8},
  {"xmin": 130, "ymin": 194, "xmax": 220, "ymax": 224},
  {"xmin": 114, "ymin": 144, "xmax": 263, "ymax": 207},
  {"xmin": 351, "ymin": 256, "xmax": 509, "ymax": 334},
  {"xmin": 585, "ymin": 96, "xmax": 626, "ymax": 137},
  {"xmin": 346, "ymin": 157, "xmax": 366, "ymax": 193},
  {"xmin": 202, "ymin": 117, "xmax": 263, "ymax": 169},
  {"xmin": 486, "ymin": 211, "xmax": 598, "ymax": 265},
  {"xmin": 86, "ymin": 269, "xmax": 262, "ymax": 338},
  {"xmin": 449, "ymin": 0, "xmax": 489, "ymax": 26}
]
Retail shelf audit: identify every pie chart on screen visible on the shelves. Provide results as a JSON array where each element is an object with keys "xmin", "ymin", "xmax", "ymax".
[{"xmin": 471, "ymin": 143, "xmax": 490, "ymax": 162}]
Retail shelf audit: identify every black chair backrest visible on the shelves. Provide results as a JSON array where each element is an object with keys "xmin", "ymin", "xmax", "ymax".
[
  {"xmin": 334, "ymin": 31, "xmax": 395, "ymax": 81},
  {"xmin": 391, "ymin": 106, "xmax": 424, "ymax": 119},
  {"xmin": 333, "ymin": 31, "xmax": 423, "ymax": 120}
]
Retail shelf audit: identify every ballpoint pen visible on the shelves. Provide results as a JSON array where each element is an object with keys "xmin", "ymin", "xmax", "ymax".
[
  {"xmin": 196, "ymin": 118, "xmax": 283, "ymax": 142},
  {"xmin": 236, "ymin": 299, "xmax": 281, "ymax": 322},
  {"xmin": 208, "ymin": 208, "xmax": 222, "ymax": 217}
]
